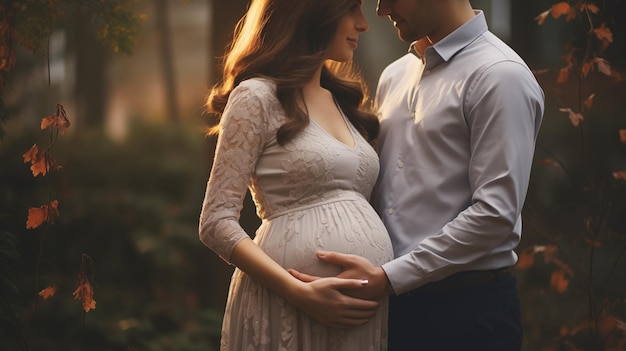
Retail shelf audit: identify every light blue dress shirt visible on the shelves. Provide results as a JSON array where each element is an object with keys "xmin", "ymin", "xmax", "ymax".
[{"xmin": 376, "ymin": 11, "xmax": 544, "ymax": 295}]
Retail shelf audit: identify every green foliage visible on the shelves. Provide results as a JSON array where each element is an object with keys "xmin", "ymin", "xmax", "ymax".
[
  {"xmin": 11, "ymin": 0, "xmax": 144, "ymax": 56},
  {"xmin": 0, "ymin": 0, "xmax": 145, "ymax": 138},
  {"xmin": 0, "ymin": 229, "xmax": 28, "ymax": 351},
  {"xmin": 0, "ymin": 122, "xmax": 224, "ymax": 350}
]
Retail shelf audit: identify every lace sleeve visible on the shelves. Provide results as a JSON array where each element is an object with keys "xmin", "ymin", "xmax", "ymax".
[{"xmin": 199, "ymin": 81, "xmax": 268, "ymax": 263}]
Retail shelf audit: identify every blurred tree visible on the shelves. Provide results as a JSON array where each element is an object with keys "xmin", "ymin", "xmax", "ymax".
[
  {"xmin": 0, "ymin": 0, "xmax": 144, "ymax": 135},
  {"xmin": 210, "ymin": 0, "xmax": 247, "ymax": 87},
  {"xmin": 154, "ymin": 0, "xmax": 180, "ymax": 122},
  {"xmin": 72, "ymin": 15, "xmax": 110, "ymax": 128}
]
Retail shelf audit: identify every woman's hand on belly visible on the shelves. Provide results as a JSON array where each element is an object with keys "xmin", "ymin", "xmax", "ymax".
[{"xmin": 286, "ymin": 276, "xmax": 380, "ymax": 328}]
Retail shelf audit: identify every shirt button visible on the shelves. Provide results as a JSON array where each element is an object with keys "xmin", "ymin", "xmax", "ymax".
[
  {"xmin": 398, "ymin": 161, "xmax": 404, "ymax": 168},
  {"xmin": 409, "ymin": 112, "xmax": 416, "ymax": 119},
  {"xmin": 387, "ymin": 208, "xmax": 394, "ymax": 215}
]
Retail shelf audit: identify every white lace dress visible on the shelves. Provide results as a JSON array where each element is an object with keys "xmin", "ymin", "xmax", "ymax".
[{"xmin": 199, "ymin": 78, "xmax": 393, "ymax": 351}]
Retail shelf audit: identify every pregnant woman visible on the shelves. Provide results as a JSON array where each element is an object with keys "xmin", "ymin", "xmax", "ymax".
[{"xmin": 199, "ymin": 0, "xmax": 393, "ymax": 350}]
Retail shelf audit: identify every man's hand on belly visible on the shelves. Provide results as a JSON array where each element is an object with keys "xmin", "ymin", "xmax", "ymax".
[{"xmin": 288, "ymin": 251, "xmax": 391, "ymax": 301}]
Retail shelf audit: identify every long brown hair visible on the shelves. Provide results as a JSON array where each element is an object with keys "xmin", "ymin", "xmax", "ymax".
[{"xmin": 206, "ymin": 0, "xmax": 379, "ymax": 145}]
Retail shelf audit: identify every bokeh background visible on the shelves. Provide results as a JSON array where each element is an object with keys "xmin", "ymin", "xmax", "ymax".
[{"xmin": 1, "ymin": 0, "xmax": 625, "ymax": 350}]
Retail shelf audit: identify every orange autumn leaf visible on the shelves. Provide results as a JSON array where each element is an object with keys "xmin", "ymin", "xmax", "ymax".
[
  {"xmin": 613, "ymin": 317, "xmax": 626, "ymax": 333},
  {"xmin": 551, "ymin": 2, "xmax": 571, "ymax": 19},
  {"xmin": 38, "ymin": 286, "xmax": 57, "ymax": 300},
  {"xmin": 583, "ymin": 93, "xmax": 595, "ymax": 110},
  {"xmin": 594, "ymin": 57, "xmax": 612, "ymax": 76},
  {"xmin": 613, "ymin": 171, "xmax": 626, "ymax": 180},
  {"xmin": 557, "ymin": 66, "xmax": 571, "ymax": 83},
  {"xmin": 535, "ymin": 10, "xmax": 550, "ymax": 25},
  {"xmin": 581, "ymin": 61, "xmax": 594, "ymax": 78},
  {"xmin": 23, "ymin": 144, "xmax": 54, "ymax": 177},
  {"xmin": 22, "ymin": 145, "xmax": 60, "ymax": 177},
  {"xmin": 559, "ymin": 108, "xmax": 584, "ymax": 127},
  {"xmin": 581, "ymin": 3, "xmax": 600, "ymax": 14},
  {"xmin": 516, "ymin": 247, "xmax": 535, "ymax": 269},
  {"xmin": 594, "ymin": 23, "xmax": 613, "ymax": 43},
  {"xmin": 74, "ymin": 254, "xmax": 97, "ymax": 313},
  {"xmin": 30, "ymin": 154, "xmax": 50, "ymax": 177},
  {"xmin": 22, "ymin": 144, "xmax": 39, "ymax": 163},
  {"xmin": 550, "ymin": 269, "xmax": 569, "ymax": 293},
  {"xmin": 41, "ymin": 103, "xmax": 71, "ymax": 133},
  {"xmin": 26, "ymin": 200, "xmax": 59, "ymax": 229},
  {"xmin": 73, "ymin": 278, "xmax": 97, "ymax": 312},
  {"xmin": 26, "ymin": 207, "xmax": 46, "ymax": 229}
]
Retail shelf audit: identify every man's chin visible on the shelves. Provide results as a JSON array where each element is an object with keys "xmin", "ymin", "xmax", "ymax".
[
  {"xmin": 394, "ymin": 27, "xmax": 417, "ymax": 43},
  {"xmin": 397, "ymin": 32, "xmax": 417, "ymax": 43}
]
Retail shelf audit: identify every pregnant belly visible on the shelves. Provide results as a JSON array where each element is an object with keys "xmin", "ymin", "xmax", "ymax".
[{"xmin": 254, "ymin": 199, "xmax": 393, "ymax": 277}]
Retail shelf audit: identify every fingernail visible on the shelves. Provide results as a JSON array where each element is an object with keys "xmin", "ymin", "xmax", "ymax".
[
  {"xmin": 360, "ymin": 280, "xmax": 368, "ymax": 285},
  {"xmin": 317, "ymin": 250, "xmax": 328, "ymax": 256}
]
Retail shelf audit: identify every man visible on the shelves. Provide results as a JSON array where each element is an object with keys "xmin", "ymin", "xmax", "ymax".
[{"xmin": 290, "ymin": 0, "xmax": 545, "ymax": 349}]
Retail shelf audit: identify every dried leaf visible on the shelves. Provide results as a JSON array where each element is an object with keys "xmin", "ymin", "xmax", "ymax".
[
  {"xmin": 581, "ymin": 61, "xmax": 594, "ymax": 78},
  {"xmin": 74, "ymin": 254, "xmax": 97, "ymax": 313},
  {"xmin": 613, "ymin": 171, "xmax": 626, "ymax": 180},
  {"xmin": 30, "ymin": 153, "xmax": 50, "ymax": 177},
  {"xmin": 557, "ymin": 66, "xmax": 570, "ymax": 83},
  {"xmin": 594, "ymin": 57, "xmax": 612, "ymax": 76},
  {"xmin": 594, "ymin": 23, "xmax": 613, "ymax": 43},
  {"xmin": 559, "ymin": 108, "xmax": 584, "ymax": 127},
  {"xmin": 73, "ymin": 278, "xmax": 97, "ymax": 312},
  {"xmin": 26, "ymin": 200, "xmax": 59, "ymax": 229},
  {"xmin": 611, "ymin": 70, "xmax": 623, "ymax": 83},
  {"xmin": 516, "ymin": 247, "xmax": 535, "ymax": 269},
  {"xmin": 582, "ymin": 3, "xmax": 600, "ymax": 14},
  {"xmin": 40, "ymin": 104, "xmax": 71, "ymax": 133},
  {"xmin": 565, "ymin": 7, "xmax": 577, "ymax": 21},
  {"xmin": 551, "ymin": 2, "xmax": 571, "ymax": 19},
  {"xmin": 26, "ymin": 207, "xmax": 46, "ymax": 229},
  {"xmin": 535, "ymin": 10, "xmax": 550, "ymax": 25},
  {"xmin": 38, "ymin": 286, "xmax": 57, "ymax": 300},
  {"xmin": 23, "ymin": 144, "xmax": 55, "ymax": 177},
  {"xmin": 24, "ymin": 147, "xmax": 60, "ymax": 177},
  {"xmin": 583, "ymin": 93, "xmax": 595, "ymax": 110},
  {"xmin": 22, "ymin": 144, "xmax": 39, "ymax": 163},
  {"xmin": 613, "ymin": 317, "xmax": 626, "ymax": 333},
  {"xmin": 550, "ymin": 269, "xmax": 569, "ymax": 293}
]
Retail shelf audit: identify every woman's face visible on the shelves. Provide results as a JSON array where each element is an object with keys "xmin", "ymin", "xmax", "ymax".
[{"xmin": 325, "ymin": 1, "xmax": 369, "ymax": 62}]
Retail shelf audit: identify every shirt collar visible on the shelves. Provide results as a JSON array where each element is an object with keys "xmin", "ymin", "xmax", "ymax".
[{"xmin": 409, "ymin": 10, "xmax": 488, "ymax": 67}]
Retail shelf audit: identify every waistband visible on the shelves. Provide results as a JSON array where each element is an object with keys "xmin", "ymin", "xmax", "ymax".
[{"xmin": 404, "ymin": 266, "xmax": 514, "ymax": 295}]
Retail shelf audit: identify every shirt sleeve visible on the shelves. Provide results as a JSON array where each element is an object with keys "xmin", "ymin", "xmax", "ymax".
[
  {"xmin": 198, "ymin": 81, "xmax": 268, "ymax": 263},
  {"xmin": 382, "ymin": 60, "xmax": 544, "ymax": 294}
]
